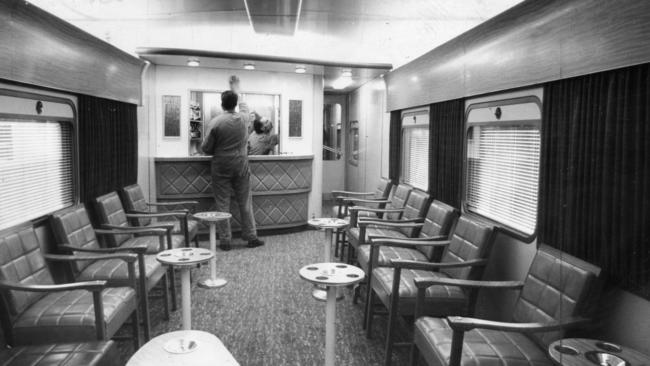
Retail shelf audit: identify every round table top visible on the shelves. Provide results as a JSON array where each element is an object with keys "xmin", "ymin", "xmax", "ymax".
[
  {"xmin": 126, "ymin": 330, "xmax": 239, "ymax": 366},
  {"xmin": 548, "ymin": 338, "xmax": 650, "ymax": 366},
  {"xmin": 193, "ymin": 211, "xmax": 232, "ymax": 222},
  {"xmin": 299, "ymin": 262, "xmax": 365, "ymax": 287},
  {"xmin": 308, "ymin": 217, "xmax": 349, "ymax": 230},
  {"xmin": 156, "ymin": 248, "xmax": 214, "ymax": 267}
]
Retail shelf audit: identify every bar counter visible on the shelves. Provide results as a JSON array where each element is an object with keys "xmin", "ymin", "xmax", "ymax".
[{"xmin": 154, "ymin": 155, "xmax": 313, "ymax": 232}]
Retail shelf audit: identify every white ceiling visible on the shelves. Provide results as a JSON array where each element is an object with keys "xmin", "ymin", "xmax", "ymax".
[{"xmin": 28, "ymin": 0, "xmax": 524, "ymax": 68}]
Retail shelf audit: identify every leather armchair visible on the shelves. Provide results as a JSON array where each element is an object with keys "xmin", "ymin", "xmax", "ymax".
[
  {"xmin": 332, "ymin": 178, "xmax": 393, "ymax": 219},
  {"xmin": 410, "ymin": 244, "xmax": 602, "ymax": 366},
  {"xmin": 0, "ymin": 225, "xmax": 139, "ymax": 349},
  {"xmin": 50, "ymin": 204, "xmax": 170, "ymax": 342},
  {"xmin": 121, "ymin": 184, "xmax": 200, "ymax": 249},
  {"xmin": 0, "ymin": 341, "xmax": 120, "ymax": 366},
  {"xmin": 367, "ymin": 215, "xmax": 496, "ymax": 365}
]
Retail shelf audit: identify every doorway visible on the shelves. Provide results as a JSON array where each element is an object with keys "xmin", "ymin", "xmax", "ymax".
[{"xmin": 322, "ymin": 94, "xmax": 347, "ymax": 201}]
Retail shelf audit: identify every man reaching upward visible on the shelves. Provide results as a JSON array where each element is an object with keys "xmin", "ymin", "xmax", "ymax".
[{"xmin": 201, "ymin": 76, "xmax": 264, "ymax": 250}]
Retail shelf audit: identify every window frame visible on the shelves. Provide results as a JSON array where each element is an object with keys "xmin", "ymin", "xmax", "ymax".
[
  {"xmin": 462, "ymin": 95, "xmax": 542, "ymax": 243},
  {"xmin": 400, "ymin": 108, "xmax": 430, "ymax": 191},
  {"xmin": 0, "ymin": 88, "xmax": 79, "ymax": 228}
]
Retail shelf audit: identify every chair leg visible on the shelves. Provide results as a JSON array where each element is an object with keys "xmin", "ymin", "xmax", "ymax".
[
  {"xmin": 410, "ymin": 344, "xmax": 420, "ymax": 366},
  {"xmin": 162, "ymin": 273, "xmax": 170, "ymax": 320},
  {"xmin": 365, "ymin": 289, "xmax": 376, "ymax": 336},
  {"xmin": 334, "ymin": 231, "xmax": 340, "ymax": 258},
  {"xmin": 131, "ymin": 309, "xmax": 141, "ymax": 350},
  {"xmin": 169, "ymin": 267, "xmax": 178, "ymax": 311},
  {"xmin": 138, "ymin": 270, "xmax": 151, "ymax": 342},
  {"xmin": 194, "ymin": 235, "xmax": 199, "ymax": 248}
]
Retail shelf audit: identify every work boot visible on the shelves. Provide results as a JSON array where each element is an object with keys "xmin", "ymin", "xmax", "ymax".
[{"xmin": 247, "ymin": 239, "xmax": 265, "ymax": 248}]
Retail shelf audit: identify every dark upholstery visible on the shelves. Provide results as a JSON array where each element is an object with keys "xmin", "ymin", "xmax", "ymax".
[
  {"xmin": 333, "ymin": 179, "xmax": 393, "ymax": 219},
  {"xmin": 0, "ymin": 226, "xmax": 137, "ymax": 346},
  {"xmin": 417, "ymin": 201, "xmax": 458, "ymax": 260},
  {"xmin": 121, "ymin": 184, "xmax": 199, "ymax": 240},
  {"xmin": 414, "ymin": 317, "xmax": 552, "ymax": 366},
  {"xmin": 385, "ymin": 185, "xmax": 412, "ymax": 220},
  {"xmin": 357, "ymin": 245, "xmax": 427, "ymax": 273},
  {"xmin": 0, "ymin": 341, "xmax": 119, "ymax": 366},
  {"xmin": 413, "ymin": 244, "xmax": 602, "ymax": 366},
  {"xmin": 13, "ymin": 288, "xmax": 136, "ymax": 345},
  {"xmin": 49, "ymin": 205, "xmax": 103, "ymax": 273},
  {"xmin": 438, "ymin": 216, "xmax": 493, "ymax": 280},
  {"xmin": 373, "ymin": 269, "xmax": 467, "ymax": 316},
  {"xmin": 76, "ymin": 254, "xmax": 164, "ymax": 291}
]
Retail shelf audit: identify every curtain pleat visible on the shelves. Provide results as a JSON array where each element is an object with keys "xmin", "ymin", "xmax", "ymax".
[
  {"xmin": 388, "ymin": 110, "xmax": 402, "ymax": 181},
  {"xmin": 539, "ymin": 63, "xmax": 650, "ymax": 298},
  {"xmin": 77, "ymin": 94, "xmax": 138, "ymax": 207},
  {"xmin": 428, "ymin": 99, "xmax": 465, "ymax": 207}
]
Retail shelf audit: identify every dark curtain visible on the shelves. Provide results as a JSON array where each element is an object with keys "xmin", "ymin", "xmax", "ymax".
[
  {"xmin": 77, "ymin": 94, "xmax": 138, "ymax": 206},
  {"xmin": 388, "ymin": 110, "xmax": 402, "ymax": 181},
  {"xmin": 539, "ymin": 63, "xmax": 650, "ymax": 298},
  {"xmin": 429, "ymin": 99, "xmax": 465, "ymax": 207}
]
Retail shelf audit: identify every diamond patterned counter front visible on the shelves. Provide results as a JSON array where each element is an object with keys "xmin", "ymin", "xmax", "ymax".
[{"xmin": 155, "ymin": 156, "xmax": 313, "ymax": 231}]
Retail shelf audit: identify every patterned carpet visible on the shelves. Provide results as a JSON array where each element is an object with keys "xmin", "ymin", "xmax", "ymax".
[{"xmin": 117, "ymin": 229, "xmax": 414, "ymax": 365}]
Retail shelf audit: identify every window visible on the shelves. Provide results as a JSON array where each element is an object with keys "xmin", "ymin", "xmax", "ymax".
[
  {"xmin": 401, "ymin": 110, "xmax": 429, "ymax": 190},
  {"xmin": 0, "ymin": 91, "xmax": 76, "ymax": 229},
  {"xmin": 464, "ymin": 96, "xmax": 541, "ymax": 236}
]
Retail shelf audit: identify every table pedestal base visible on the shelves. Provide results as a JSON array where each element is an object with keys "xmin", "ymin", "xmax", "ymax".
[
  {"xmin": 198, "ymin": 278, "xmax": 228, "ymax": 289},
  {"xmin": 312, "ymin": 285, "xmax": 344, "ymax": 302}
]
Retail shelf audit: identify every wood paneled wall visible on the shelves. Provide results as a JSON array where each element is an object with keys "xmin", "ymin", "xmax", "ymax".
[
  {"xmin": 0, "ymin": 0, "xmax": 144, "ymax": 104},
  {"xmin": 385, "ymin": 0, "xmax": 650, "ymax": 111}
]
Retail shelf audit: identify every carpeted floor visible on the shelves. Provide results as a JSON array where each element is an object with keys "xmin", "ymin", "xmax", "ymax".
[{"xmin": 117, "ymin": 229, "xmax": 414, "ymax": 365}]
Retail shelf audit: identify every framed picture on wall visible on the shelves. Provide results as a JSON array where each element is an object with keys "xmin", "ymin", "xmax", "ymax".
[
  {"xmin": 163, "ymin": 95, "xmax": 181, "ymax": 138},
  {"xmin": 289, "ymin": 99, "xmax": 302, "ymax": 137}
]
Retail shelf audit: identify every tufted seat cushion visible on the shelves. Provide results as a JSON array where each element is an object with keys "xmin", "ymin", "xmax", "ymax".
[
  {"xmin": 372, "ymin": 268, "xmax": 467, "ymax": 316},
  {"xmin": 414, "ymin": 317, "xmax": 552, "ymax": 366},
  {"xmin": 0, "ymin": 341, "xmax": 119, "ymax": 366},
  {"xmin": 120, "ymin": 234, "xmax": 184, "ymax": 254},
  {"xmin": 77, "ymin": 254, "xmax": 165, "ymax": 291},
  {"xmin": 347, "ymin": 227, "xmax": 407, "ymax": 248},
  {"xmin": 163, "ymin": 218, "xmax": 199, "ymax": 237},
  {"xmin": 13, "ymin": 287, "xmax": 136, "ymax": 345},
  {"xmin": 357, "ymin": 245, "xmax": 427, "ymax": 273}
]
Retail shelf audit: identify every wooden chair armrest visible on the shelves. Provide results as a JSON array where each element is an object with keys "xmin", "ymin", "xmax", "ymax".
[
  {"xmin": 60, "ymin": 243, "xmax": 149, "ymax": 254},
  {"xmin": 332, "ymin": 190, "xmax": 375, "ymax": 196},
  {"xmin": 358, "ymin": 220, "xmax": 423, "ymax": 229},
  {"xmin": 95, "ymin": 227, "xmax": 167, "ymax": 237},
  {"xmin": 126, "ymin": 212, "xmax": 188, "ymax": 219},
  {"xmin": 349, "ymin": 206, "xmax": 403, "ymax": 214},
  {"xmin": 412, "ymin": 277, "xmax": 524, "ymax": 290},
  {"xmin": 346, "ymin": 198, "xmax": 391, "ymax": 204},
  {"xmin": 390, "ymin": 258, "xmax": 486, "ymax": 271},
  {"xmin": 44, "ymin": 253, "xmax": 137, "ymax": 263},
  {"xmin": 359, "ymin": 218, "xmax": 423, "ymax": 224},
  {"xmin": 369, "ymin": 238, "xmax": 450, "ymax": 249},
  {"xmin": 0, "ymin": 279, "xmax": 107, "ymax": 293},
  {"xmin": 447, "ymin": 316, "xmax": 590, "ymax": 333},
  {"xmin": 147, "ymin": 201, "xmax": 198, "ymax": 207}
]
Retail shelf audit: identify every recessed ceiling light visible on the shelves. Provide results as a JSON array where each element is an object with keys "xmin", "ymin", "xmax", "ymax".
[
  {"xmin": 332, "ymin": 77, "xmax": 353, "ymax": 90},
  {"xmin": 295, "ymin": 65, "xmax": 306, "ymax": 74},
  {"xmin": 244, "ymin": 62, "xmax": 255, "ymax": 70},
  {"xmin": 341, "ymin": 69, "xmax": 352, "ymax": 78},
  {"xmin": 187, "ymin": 57, "xmax": 200, "ymax": 67}
]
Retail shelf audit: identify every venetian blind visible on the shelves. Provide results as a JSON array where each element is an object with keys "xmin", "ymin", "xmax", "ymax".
[
  {"xmin": 466, "ymin": 125, "xmax": 540, "ymax": 234},
  {"xmin": 402, "ymin": 126, "xmax": 429, "ymax": 190},
  {"xmin": 0, "ymin": 120, "xmax": 74, "ymax": 229}
]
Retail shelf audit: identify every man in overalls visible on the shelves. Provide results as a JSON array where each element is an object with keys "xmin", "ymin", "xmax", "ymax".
[{"xmin": 201, "ymin": 76, "xmax": 264, "ymax": 250}]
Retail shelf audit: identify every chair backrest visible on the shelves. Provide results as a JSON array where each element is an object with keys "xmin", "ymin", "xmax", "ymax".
[
  {"xmin": 417, "ymin": 201, "xmax": 459, "ymax": 260},
  {"xmin": 121, "ymin": 184, "xmax": 151, "ymax": 226},
  {"xmin": 439, "ymin": 216, "xmax": 494, "ymax": 281},
  {"xmin": 396, "ymin": 190, "xmax": 430, "ymax": 237},
  {"xmin": 512, "ymin": 244, "xmax": 601, "ymax": 349},
  {"xmin": 386, "ymin": 185, "xmax": 412, "ymax": 220},
  {"xmin": 94, "ymin": 192, "xmax": 133, "ymax": 248},
  {"xmin": 0, "ymin": 225, "xmax": 54, "ymax": 317},
  {"xmin": 50, "ymin": 204, "xmax": 104, "ymax": 273},
  {"xmin": 375, "ymin": 178, "xmax": 393, "ymax": 202}
]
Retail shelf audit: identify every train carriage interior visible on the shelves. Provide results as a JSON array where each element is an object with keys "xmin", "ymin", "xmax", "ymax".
[{"xmin": 0, "ymin": 0, "xmax": 649, "ymax": 365}]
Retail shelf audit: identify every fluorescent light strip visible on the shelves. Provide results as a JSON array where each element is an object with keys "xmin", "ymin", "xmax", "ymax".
[
  {"xmin": 243, "ymin": 0, "xmax": 254, "ymax": 29},
  {"xmin": 294, "ymin": 0, "xmax": 303, "ymax": 34}
]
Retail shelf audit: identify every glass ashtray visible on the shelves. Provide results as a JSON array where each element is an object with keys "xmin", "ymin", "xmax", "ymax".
[{"xmin": 163, "ymin": 337, "xmax": 199, "ymax": 354}]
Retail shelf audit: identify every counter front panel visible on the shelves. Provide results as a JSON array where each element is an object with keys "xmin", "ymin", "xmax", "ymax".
[{"xmin": 154, "ymin": 155, "xmax": 313, "ymax": 232}]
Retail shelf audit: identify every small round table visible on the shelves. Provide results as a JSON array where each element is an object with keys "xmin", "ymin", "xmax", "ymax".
[
  {"xmin": 300, "ymin": 263, "xmax": 364, "ymax": 366},
  {"xmin": 548, "ymin": 338, "xmax": 650, "ymax": 366},
  {"xmin": 126, "ymin": 330, "xmax": 239, "ymax": 366},
  {"xmin": 193, "ymin": 211, "xmax": 232, "ymax": 289},
  {"xmin": 157, "ymin": 248, "xmax": 214, "ymax": 336},
  {"xmin": 308, "ymin": 218, "xmax": 349, "ymax": 301}
]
